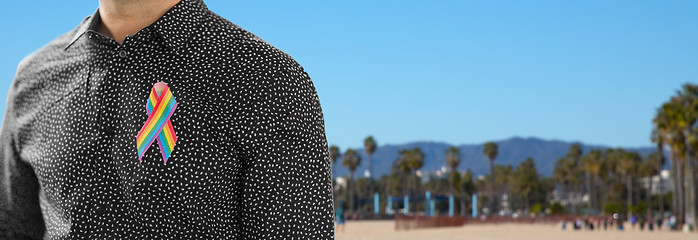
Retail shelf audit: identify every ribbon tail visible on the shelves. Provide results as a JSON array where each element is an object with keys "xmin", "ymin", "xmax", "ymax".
[{"xmin": 159, "ymin": 102, "xmax": 178, "ymax": 164}]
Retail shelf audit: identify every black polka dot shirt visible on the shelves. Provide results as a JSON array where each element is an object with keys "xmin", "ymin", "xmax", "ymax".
[{"xmin": 0, "ymin": 0, "xmax": 334, "ymax": 239}]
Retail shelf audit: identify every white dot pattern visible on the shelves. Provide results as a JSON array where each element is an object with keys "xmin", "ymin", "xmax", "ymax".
[{"xmin": 0, "ymin": 0, "xmax": 334, "ymax": 239}]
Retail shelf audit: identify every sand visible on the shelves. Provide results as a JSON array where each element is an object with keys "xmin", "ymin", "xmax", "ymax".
[{"xmin": 334, "ymin": 220, "xmax": 697, "ymax": 240}]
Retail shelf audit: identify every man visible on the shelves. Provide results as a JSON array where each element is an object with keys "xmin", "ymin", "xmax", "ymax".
[{"xmin": 0, "ymin": 0, "xmax": 334, "ymax": 239}]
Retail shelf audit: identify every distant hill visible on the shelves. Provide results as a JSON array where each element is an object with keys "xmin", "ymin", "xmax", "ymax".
[{"xmin": 330, "ymin": 137, "xmax": 656, "ymax": 178}]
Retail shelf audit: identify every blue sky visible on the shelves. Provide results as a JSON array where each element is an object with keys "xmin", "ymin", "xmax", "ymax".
[{"xmin": 1, "ymin": 1, "xmax": 696, "ymax": 150}]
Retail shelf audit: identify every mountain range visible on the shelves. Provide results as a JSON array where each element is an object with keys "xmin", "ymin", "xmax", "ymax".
[{"xmin": 330, "ymin": 137, "xmax": 657, "ymax": 178}]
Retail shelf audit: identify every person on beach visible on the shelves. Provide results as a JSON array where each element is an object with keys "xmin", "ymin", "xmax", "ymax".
[
  {"xmin": 657, "ymin": 216, "xmax": 664, "ymax": 230},
  {"xmin": 336, "ymin": 201, "xmax": 346, "ymax": 233}
]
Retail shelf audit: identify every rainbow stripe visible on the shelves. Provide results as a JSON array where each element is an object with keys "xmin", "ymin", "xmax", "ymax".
[{"xmin": 136, "ymin": 82, "xmax": 178, "ymax": 163}]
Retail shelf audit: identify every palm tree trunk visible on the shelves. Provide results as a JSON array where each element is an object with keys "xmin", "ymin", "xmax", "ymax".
[
  {"xmin": 525, "ymin": 195, "xmax": 530, "ymax": 213},
  {"xmin": 460, "ymin": 194, "xmax": 467, "ymax": 216},
  {"xmin": 634, "ymin": 178, "xmax": 640, "ymax": 215},
  {"xmin": 412, "ymin": 169, "xmax": 417, "ymax": 214},
  {"xmin": 600, "ymin": 179, "xmax": 608, "ymax": 215},
  {"xmin": 560, "ymin": 183, "xmax": 570, "ymax": 213},
  {"xmin": 402, "ymin": 174, "xmax": 408, "ymax": 213},
  {"xmin": 591, "ymin": 175, "xmax": 597, "ymax": 212},
  {"xmin": 677, "ymin": 158, "xmax": 685, "ymax": 226},
  {"xmin": 368, "ymin": 155, "xmax": 373, "ymax": 214},
  {"xmin": 585, "ymin": 172, "xmax": 592, "ymax": 211},
  {"xmin": 658, "ymin": 151, "xmax": 665, "ymax": 218},
  {"xmin": 489, "ymin": 159, "xmax": 495, "ymax": 215},
  {"xmin": 671, "ymin": 152, "xmax": 678, "ymax": 220},
  {"xmin": 645, "ymin": 171, "xmax": 654, "ymax": 218},
  {"xmin": 684, "ymin": 148, "xmax": 696, "ymax": 229},
  {"xmin": 350, "ymin": 171, "xmax": 355, "ymax": 212},
  {"xmin": 574, "ymin": 181, "xmax": 582, "ymax": 214},
  {"xmin": 627, "ymin": 174, "xmax": 632, "ymax": 221}
]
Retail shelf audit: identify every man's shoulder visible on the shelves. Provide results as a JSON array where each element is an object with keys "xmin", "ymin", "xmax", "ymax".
[
  {"xmin": 15, "ymin": 16, "xmax": 87, "ymax": 81},
  {"xmin": 8, "ymin": 16, "xmax": 88, "ymax": 119},
  {"xmin": 193, "ymin": 10, "xmax": 305, "ymax": 75}
]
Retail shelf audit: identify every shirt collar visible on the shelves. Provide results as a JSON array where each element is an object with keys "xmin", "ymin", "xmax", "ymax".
[
  {"xmin": 64, "ymin": 0, "xmax": 207, "ymax": 52},
  {"xmin": 64, "ymin": 9, "xmax": 100, "ymax": 51}
]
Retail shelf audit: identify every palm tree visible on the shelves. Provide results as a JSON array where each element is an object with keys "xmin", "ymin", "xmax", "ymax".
[
  {"xmin": 445, "ymin": 146, "xmax": 461, "ymax": 216},
  {"xmin": 514, "ymin": 157, "xmax": 539, "ymax": 212},
  {"xmin": 553, "ymin": 147, "xmax": 583, "ymax": 214},
  {"xmin": 483, "ymin": 141, "xmax": 498, "ymax": 214},
  {"xmin": 460, "ymin": 170, "xmax": 476, "ymax": 216},
  {"xmin": 395, "ymin": 151, "xmax": 412, "ymax": 212},
  {"xmin": 364, "ymin": 136, "xmax": 377, "ymax": 180},
  {"xmin": 617, "ymin": 151, "xmax": 641, "ymax": 221},
  {"xmin": 406, "ymin": 147, "xmax": 425, "ymax": 198},
  {"xmin": 567, "ymin": 144, "xmax": 583, "ymax": 160},
  {"xmin": 673, "ymin": 83, "xmax": 698, "ymax": 228},
  {"xmin": 565, "ymin": 144, "xmax": 584, "ymax": 210},
  {"xmin": 553, "ymin": 157, "xmax": 574, "ymax": 213},
  {"xmin": 643, "ymin": 152, "xmax": 662, "ymax": 217},
  {"xmin": 653, "ymin": 84, "xmax": 698, "ymax": 227},
  {"xmin": 654, "ymin": 101, "xmax": 685, "ymax": 223},
  {"xmin": 396, "ymin": 148, "xmax": 423, "ymax": 214},
  {"xmin": 329, "ymin": 145, "xmax": 341, "ymax": 211},
  {"xmin": 363, "ymin": 136, "xmax": 377, "ymax": 213},
  {"xmin": 580, "ymin": 150, "xmax": 602, "ymax": 212},
  {"xmin": 342, "ymin": 148, "xmax": 361, "ymax": 212},
  {"xmin": 650, "ymin": 129, "xmax": 666, "ymax": 218},
  {"xmin": 329, "ymin": 145, "xmax": 341, "ymax": 181},
  {"xmin": 445, "ymin": 146, "xmax": 462, "ymax": 196}
]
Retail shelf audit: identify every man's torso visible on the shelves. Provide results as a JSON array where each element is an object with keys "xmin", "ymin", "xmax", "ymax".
[{"xmin": 9, "ymin": 0, "xmax": 329, "ymax": 238}]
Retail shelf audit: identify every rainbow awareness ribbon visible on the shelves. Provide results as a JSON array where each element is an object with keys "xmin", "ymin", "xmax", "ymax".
[{"xmin": 135, "ymin": 82, "xmax": 178, "ymax": 164}]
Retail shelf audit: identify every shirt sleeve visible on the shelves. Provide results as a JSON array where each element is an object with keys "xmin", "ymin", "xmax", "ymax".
[
  {"xmin": 0, "ymin": 78, "xmax": 46, "ymax": 239},
  {"xmin": 239, "ymin": 65, "xmax": 335, "ymax": 239}
]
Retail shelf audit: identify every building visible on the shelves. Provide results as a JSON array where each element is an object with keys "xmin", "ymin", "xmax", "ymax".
[{"xmin": 639, "ymin": 169, "xmax": 673, "ymax": 195}]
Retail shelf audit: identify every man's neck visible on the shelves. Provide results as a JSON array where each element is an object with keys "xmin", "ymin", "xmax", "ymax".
[{"xmin": 97, "ymin": 0, "xmax": 182, "ymax": 45}]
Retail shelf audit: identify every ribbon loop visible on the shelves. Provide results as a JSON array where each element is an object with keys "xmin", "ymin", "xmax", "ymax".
[{"xmin": 136, "ymin": 82, "xmax": 178, "ymax": 163}]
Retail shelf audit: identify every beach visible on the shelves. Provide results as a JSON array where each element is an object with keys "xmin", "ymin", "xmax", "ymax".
[{"xmin": 334, "ymin": 220, "xmax": 696, "ymax": 240}]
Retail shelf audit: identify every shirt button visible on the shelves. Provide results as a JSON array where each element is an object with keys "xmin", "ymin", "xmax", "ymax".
[{"xmin": 118, "ymin": 50, "xmax": 128, "ymax": 58}]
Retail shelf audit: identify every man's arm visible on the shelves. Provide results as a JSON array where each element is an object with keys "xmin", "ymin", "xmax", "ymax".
[
  {"xmin": 239, "ymin": 65, "xmax": 335, "ymax": 239},
  {"xmin": 0, "ymin": 76, "xmax": 46, "ymax": 239}
]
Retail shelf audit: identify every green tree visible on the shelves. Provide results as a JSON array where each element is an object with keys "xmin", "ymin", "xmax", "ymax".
[
  {"xmin": 329, "ymin": 145, "xmax": 341, "ymax": 209},
  {"xmin": 652, "ymin": 83, "xmax": 698, "ymax": 227},
  {"xmin": 445, "ymin": 146, "xmax": 462, "ymax": 196},
  {"xmin": 642, "ymin": 152, "xmax": 663, "ymax": 217},
  {"xmin": 673, "ymin": 83, "xmax": 698, "ymax": 228},
  {"xmin": 342, "ymin": 148, "xmax": 361, "ymax": 212},
  {"xmin": 553, "ymin": 148, "xmax": 582, "ymax": 213},
  {"xmin": 405, "ymin": 147, "xmax": 425, "ymax": 198},
  {"xmin": 650, "ymin": 129, "xmax": 666, "ymax": 217},
  {"xmin": 460, "ymin": 169, "xmax": 476, "ymax": 216},
  {"xmin": 616, "ymin": 151, "xmax": 641, "ymax": 220},
  {"xmin": 483, "ymin": 141, "xmax": 498, "ymax": 214},
  {"xmin": 514, "ymin": 157, "xmax": 539, "ymax": 212},
  {"xmin": 329, "ymin": 145, "xmax": 341, "ymax": 180},
  {"xmin": 396, "ymin": 147, "xmax": 424, "ymax": 214},
  {"xmin": 394, "ymin": 152, "xmax": 412, "ymax": 196},
  {"xmin": 580, "ymin": 149, "xmax": 602, "ymax": 212},
  {"xmin": 363, "ymin": 136, "xmax": 377, "ymax": 213}
]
